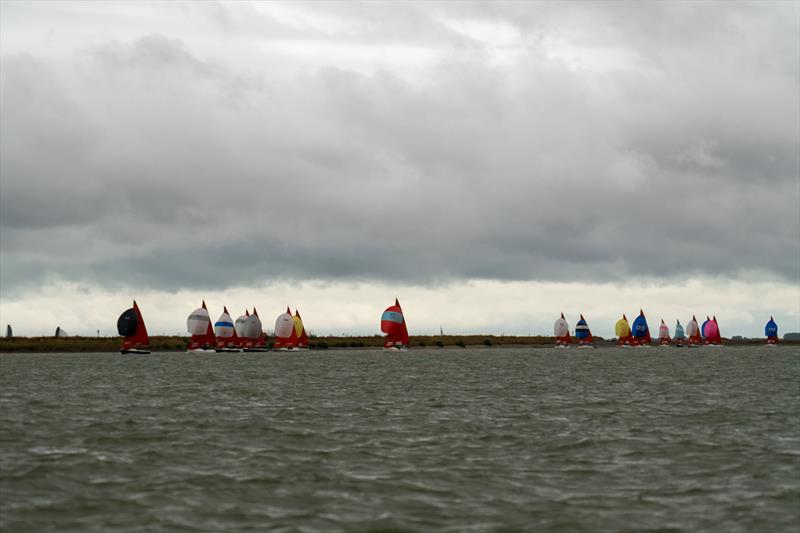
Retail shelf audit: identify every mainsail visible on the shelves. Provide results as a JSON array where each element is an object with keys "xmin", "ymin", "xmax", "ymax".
[
  {"xmin": 765, "ymin": 316, "xmax": 778, "ymax": 344},
  {"xmin": 55, "ymin": 327, "xmax": 70, "ymax": 337},
  {"xmin": 554, "ymin": 313, "xmax": 572, "ymax": 346},
  {"xmin": 187, "ymin": 301, "xmax": 215, "ymax": 350},
  {"xmin": 381, "ymin": 298, "xmax": 409, "ymax": 349}
]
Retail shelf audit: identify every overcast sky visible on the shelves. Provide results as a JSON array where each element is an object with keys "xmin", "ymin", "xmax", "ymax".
[{"xmin": 1, "ymin": 1, "xmax": 798, "ymax": 338}]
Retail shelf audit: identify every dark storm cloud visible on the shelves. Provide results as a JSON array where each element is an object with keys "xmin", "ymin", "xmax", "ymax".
[{"xmin": 1, "ymin": 1, "xmax": 797, "ymax": 296}]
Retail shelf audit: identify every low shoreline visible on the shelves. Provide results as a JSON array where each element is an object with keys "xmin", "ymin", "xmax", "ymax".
[{"xmin": 0, "ymin": 335, "xmax": 793, "ymax": 353}]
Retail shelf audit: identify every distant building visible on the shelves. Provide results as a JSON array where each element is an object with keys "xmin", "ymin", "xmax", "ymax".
[
  {"xmin": 732, "ymin": 336, "xmax": 744, "ymax": 340},
  {"xmin": 5, "ymin": 325, "xmax": 11, "ymax": 338},
  {"xmin": 784, "ymin": 332, "xmax": 800, "ymax": 341}
]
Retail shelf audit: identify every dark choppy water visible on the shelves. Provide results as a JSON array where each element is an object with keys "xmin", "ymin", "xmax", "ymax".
[{"xmin": 1, "ymin": 346, "xmax": 798, "ymax": 532}]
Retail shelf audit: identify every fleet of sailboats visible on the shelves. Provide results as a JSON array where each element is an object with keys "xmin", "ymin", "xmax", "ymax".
[{"xmin": 104, "ymin": 299, "xmax": 790, "ymax": 354}]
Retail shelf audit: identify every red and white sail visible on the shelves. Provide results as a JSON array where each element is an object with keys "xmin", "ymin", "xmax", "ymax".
[
  {"xmin": 381, "ymin": 298, "xmax": 409, "ymax": 348},
  {"xmin": 554, "ymin": 313, "xmax": 572, "ymax": 346},
  {"xmin": 273, "ymin": 307, "xmax": 298, "ymax": 349},
  {"xmin": 215, "ymin": 306, "xmax": 241, "ymax": 349},
  {"xmin": 685, "ymin": 315, "xmax": 702, "ymax": 345},
  {"xmin": 187, "ymin": 301, "xmax": 216, "ymax": 350},
  {"xmin": 658, "ymin": 319, "xmax": 671, "ymax": 345}
]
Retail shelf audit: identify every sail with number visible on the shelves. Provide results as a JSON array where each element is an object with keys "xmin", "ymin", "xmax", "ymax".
[
  {"xmin": 554, "ymin": 313, "xmax": 572, "ymax": 347},
  {"xmin": 631, "ymin": 310, "xmax": 651, "ymax": 346},
  {"xmin": 117, "ymin": 300, "xmax": 151, "ymax": 354},
  {"xmin": 765, "ymin": 316, "xmax": 778, "ymax": 345},
  {"xmin": 381, "ymin": 298, "xmax": 409, "ymax": 349}
]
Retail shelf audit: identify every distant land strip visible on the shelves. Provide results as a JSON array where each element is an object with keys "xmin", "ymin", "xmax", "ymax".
[{"xmin": 1, "ymin": 336, "xmax": 794, "ymax": 353}]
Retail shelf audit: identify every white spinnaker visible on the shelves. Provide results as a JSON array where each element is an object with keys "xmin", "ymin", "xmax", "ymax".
[
  {"xmin": 274, "ymin": 312, "xmax": 294, "ymax": 338},
  {"xmin": 659, "ymin": 324, "xmax": 670, "ymax": 338},
  {"xmin": 234, "ymin": 314, "xmax": 248, "ymax": 337},
  {"xmin": 215, "ymin": 312, "xmax": 235, "ymax": 338},
  {"xmin": 685, "ymin": 320, "xmax": 699, "ymax": 337},
  {"xmin": 554, "ymin": 318, "xmax": 569, "ymax": 337},
  {"xmin": 187, "ymin": 308, "xmax": 211, "ymax": 335},
  {"xmin": 243, "ymin": 315, "xmax": 262, "ymax": 339}
]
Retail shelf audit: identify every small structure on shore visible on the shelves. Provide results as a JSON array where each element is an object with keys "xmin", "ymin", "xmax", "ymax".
[
  {"xmin": 5, "ymin": 325, "xmax": 11, "ymax": 338},
  {"xmin": 55, "ymin": 327, "xmax": 70, "ymax": 337}
]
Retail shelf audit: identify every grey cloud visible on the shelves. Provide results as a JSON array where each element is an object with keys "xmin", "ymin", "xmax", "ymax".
[{"xmin": 1, "ymin": 2, "xmax": 797, "ymax": 297}]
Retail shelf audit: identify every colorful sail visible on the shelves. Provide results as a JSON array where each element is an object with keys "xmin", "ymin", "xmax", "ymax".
[
  {"xmin": 294, "ymin": 310, "xmax": 310, "ymax": 349},
  {"xmin": 117, "ymin": 300, "xmax": 150, "ymax": 353},
  {"xmin": 700, "ymin": 317, "xmax": 710, "ymax": 340},
  {"xmin": 686, "ymin": 315, "xmax": 702, "ymax": 345},
  {"xmin": 765, "ymin": 316, "xmax": 778, "ymax": 344},
  {"xmin": 703, "ymin": 315, "xmax": 722, "ymax": 344},
  {"xmin": 214, "ymin": 306, "xmax": 241, "ymax": 349},
  {"xmin": 674, "ymin": 320, "xmax": 685, "ymax": 345},
  {"xmin": 575, "ymin": 314, "xmax": 594, "ymax": 345},
  {"xmin": 615, "ymin": 314, "xmax": 633, "ymax": 345},
  {"xmin": 658, "ymin": 319, "xmax": 671, "ymax": 345},
  {"xmin": 631, "ymin": 310, "xmax": 651, "ymax": 345},
  {"xmin": 187, "ymin": 301, "xmax": 215, "ymax": 350},
  {"xmin": 273, "ymin": 307, "xmax": 297, "ymax": 349},
  {"xmin": 381, "ymin": 298, "xmax": 409, "ymax": 349},
  {"xmin": 554, "ymin": 313, "xmax": 572, "ymax": 346}
]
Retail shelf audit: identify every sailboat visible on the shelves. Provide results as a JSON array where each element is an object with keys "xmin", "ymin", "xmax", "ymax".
[
  {"xmin": 686, "ymin": 315, "xmax": 702, "ymax": 347},
  {"xmin": 702, "ymin": 315, "xmax": 723, "ymax": 347},
  {"xmin": 242, "ymin": 309, "xmax": 269, "ymax": 352},
  {"xmin": 5, "ymin": 325, "xmax": 11, "ymax": 338},
  {"xmin": 765, "ymin": 316, "xmax": 779, "ymax": 346},
  {"xmin": 187, "ymin": 301, "xmax": 216, "ymax": 352},
  {"xmin": 631, "ymin": 310, "xmax": 652, "ymax": 347},
  {"xmin": 658, "ymin": 319, "xmax": 671, "ymax": 346},
  {"xmin": 674, "ymin": 320, "xmax": 686, "ymax": 347},
  {"xmin": 273, "ymin": 307, "xmax": 298, "ymax": 351},
  {"xmin": 575, "ymin": 314, "xmax": 596, "ymax": 348},
  {"xmin": 214, "ymin": 306, "xmax": 242, "ymax": 352},
  {"xmin": 235, "ymin": 310, "xmax": 251, "ymax": 349},
  {"xmin": 381, "ymin": 298, "xmax": 409, "ymax": 351},
  {"xmin": 615, "ymin": 314, "xmax": 634, "ymax": 347},
  {"xmin": 554, "ymin": 313, "xmax": 572, "ymax": 348},
  {"xmin": 117, "ymin": 300, "xmax": 151, "ymax": 354},
  {"xmin": 293, "ymin": 310, "xmax": 310, "ymax": 350},
  {"xmin": 54, "ymin": 327, "xmax": 70, "ymax": 337}
]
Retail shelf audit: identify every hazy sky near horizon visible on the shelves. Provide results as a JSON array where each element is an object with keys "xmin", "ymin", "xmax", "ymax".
[{"xmin": 1, "ymin": 1, "xmax": 798, "ymax": 337}]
